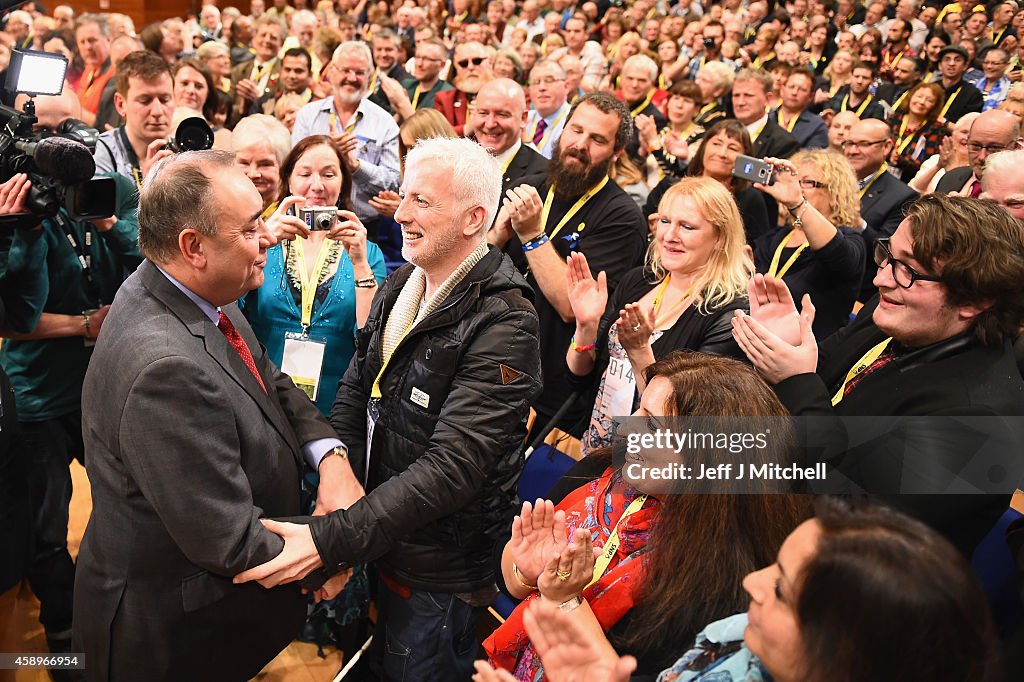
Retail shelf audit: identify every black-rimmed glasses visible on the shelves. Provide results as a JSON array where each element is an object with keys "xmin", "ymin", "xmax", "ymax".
[{"xmin": 873, "ymin": 238, "xmax": 944, "ymax": 288}]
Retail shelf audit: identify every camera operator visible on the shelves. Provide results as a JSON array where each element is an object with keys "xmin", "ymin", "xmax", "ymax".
[
  {"xmin": 0, "ymin": 89, "xmax": 141, "ymax": 664},
  {"xmin": 93, "ymin": 51, "xmax": 175, "ymax": 188}
]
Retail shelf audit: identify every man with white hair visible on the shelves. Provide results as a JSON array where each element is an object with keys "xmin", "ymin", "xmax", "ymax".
[
  {"xmin": 235, "ymin": 137, "xmax": 542, "ymax": 682},
  {"xmin": 291, "ymin": 41, "xmax": 400, "ymax": 241},
  {"xmin": 618, "ymin": 53, "xmax": 668, "ymax": 165},
  {"xmin": 5, "ymin": 10, "xmax": 33, "ymax": 50},
  {"xmin": 981, "ymin": 148, "xmax": 1024, "ymax": 221},
  {"xmin": 199, "ymin": 4, "xmax": 222, "ymax": 41},
  {"xmin": 53, "ymin": 5, "xmax": 75, "ymax": 31}
]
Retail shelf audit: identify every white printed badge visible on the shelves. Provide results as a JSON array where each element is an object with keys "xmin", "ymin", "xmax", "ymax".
[{"xmin": 281, "ymin": 332, "xmax": 327, "ymax": 402}]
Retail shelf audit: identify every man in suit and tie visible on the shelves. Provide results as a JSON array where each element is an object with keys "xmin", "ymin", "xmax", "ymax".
[
  {"xmin": 230, "ymin": 15, "xmax": 285, "ymax": 125},
  {"xmin": 525, "ymin": 60, "xmax": 571, "ymax": 159},
  {"xmin": 732, "ymin": 68, "xmax": 801, "ymax": 159},
  {"xmin": 935, "ymin": 109, "xmax": 1023, "ymax": 195},
  {"xmin": 473, "ymin": 78, "xmax": 548, "ymax": 196},
  {"xmin": 72, "ymin": 151, "xmax": 361, "ymax": 681},
  {"xmin": 843, "ymin": 118, "xmax": 919, "ymax": 302}
]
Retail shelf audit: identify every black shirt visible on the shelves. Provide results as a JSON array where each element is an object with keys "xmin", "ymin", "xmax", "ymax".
[
  {"xmin": 754, "ymin": 225, "xmax": 866, "ymax": 339},
  {"xmin": 506, "ymin": 173, "xmax": 648, "ymax": 433}
]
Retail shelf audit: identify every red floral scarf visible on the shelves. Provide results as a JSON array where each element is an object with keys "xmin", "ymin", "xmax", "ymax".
[{"xmin": 483, "ymin": 468, "xmax": 659, "ymax": 678}]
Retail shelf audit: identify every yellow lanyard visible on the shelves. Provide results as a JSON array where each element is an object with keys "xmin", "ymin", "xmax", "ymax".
[
  {"xmin": 891, "ymin": 88, "xmax": 909, "ymax": 111},
  {"xmin": 831, "ymin": 337, "xmax": 893, "ymax": 406},
  {"xmin": 842, "ymin": 93, "xmax": 873, "ymax": 116},
  {"xmin": 630, "ymin": 89, "xmax": 655, "ymax": 117},
  {"xmin": 767, "ymin": 230, "xmax": 809, "ymax": 278},
  {"xmin": 411, "ymin": 84, "xmax": 424, "ymax": 109},
  {"xmin": 753, "ymin": 52, "xmax": 774, "ymax": 69},
  {"xmin": 828, "ymin": 79, "xmax": 843, "ymax": 96},
  {"xmin": 329, "ymin": 109, "xmax": 359, "ymax": 135},
  {"xmin": 530, "ymin": 105, "xmax": 569, "ymax": 151},
  {"xmin": 371, "ymin": 314, "xmax": 418, "ymax": 399},
  {"xmin": 884, "ymin": 47, "xmax": 905, "ymax": 69},
  {"xmin": 261, "ymin": 200, "xmax": 279, "ymax": 220},
  {"xmin": 587, "ymin": 493, "xmax": 649, "ymax": 588},
  {"xmin": 540, "ymin": 176, "xmax": 609, "ymax": 241},
  {"xmin": 858, "ymin": 163, "xmax": 888, "ymax": 199},
  {"xmin": 778, "ymin": 109, "xmax": 799, "ymax": 132},
  {"xmin": 131, "ymin": 167, "xmax": 143, "ymax": 191},
  {"xmin": 500, "ymin": 147, "xmax": 517, "ymax": 174},
  {"xmin": 370, "ymin": 68, "xmax": 380, "ymax": 93},
  {"xmin": 749, "ymin": 117, "xmax": 768, "ymax": 142},
  {"xmin": 992, "ymin": 27, "xmax": 1007, "ymax": 46},
  {"xmin": 939, "ymin": 83, "xmax": 962, "ymax": 119},
  {"xmin": 291, "ymin": 236, "xmax": 337, "ymax": 329},
  {"xmin": 650, "ymin": 275, "xmax": 697, "ymax": 328},
  {"xmin": 698, "ymin": 101, "xmax": 717, "ymax": 118},
  {"xmin": 895, "ymin": 117, "xmax": 920, "ymax": 156},
  {"xmin": 658, "ymin": 73, "xmax": 668, "ymax": 89}
]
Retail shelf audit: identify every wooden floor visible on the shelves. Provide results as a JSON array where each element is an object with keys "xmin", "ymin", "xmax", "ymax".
[{"xmin": 5, "ymin": 461, "xmax": 345, "ymax": 682}]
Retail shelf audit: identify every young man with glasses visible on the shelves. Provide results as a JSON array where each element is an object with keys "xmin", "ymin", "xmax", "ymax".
[
  {"xmin": 935, "ymin": 108, "xmax": 1023, "ymax": 194},
  {"xmin": 377, "ymin": 37, "xmax": 452, "ymax": 122},
  {"xmin": 732, "ymin": 193, "xmax": 1024, "ymax": 558},
  {"xmin": 434, "ymin": 41, "xmax": 493, "ymax": 135},
  {"xmin": 842, "ymin": 119, "xmax": 919, "ymax": 302},
  {"xmin": 525, "ymin": 59, "xmax": 571, "ymax": 158}
]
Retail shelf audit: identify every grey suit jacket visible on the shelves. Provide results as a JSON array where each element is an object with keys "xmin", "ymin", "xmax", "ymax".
[{"xmin": 73, "ymin": 260, "xmax": 337, "ymax": 682}]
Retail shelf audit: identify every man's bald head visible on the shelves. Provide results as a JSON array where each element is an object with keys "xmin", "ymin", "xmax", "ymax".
[
  {"xmin": 472, "ymin": 78, "xmax": 528, "ymax": 155},
  {"xmin": 844, "ymin": 118, "xmax": 893, "ymax": 178},
  {"xmin": 967, "ymin": 109, "xmax": 1023, "ymax": 178}
]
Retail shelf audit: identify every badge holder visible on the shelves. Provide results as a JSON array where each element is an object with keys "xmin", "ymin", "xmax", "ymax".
[{"xmin": 282, "ymin": 329, "xmax": 327, "ymax": 401}]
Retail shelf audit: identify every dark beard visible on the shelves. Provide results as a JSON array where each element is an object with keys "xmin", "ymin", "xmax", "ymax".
[{"xmin": 546, "ymin": 144, "xmax": 613, "ymax": 200}]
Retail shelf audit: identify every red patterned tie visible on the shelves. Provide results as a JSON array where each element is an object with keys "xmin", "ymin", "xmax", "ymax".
[
  {"xmin": 532, "ymin": 117, "xmax": 548, "ymax": 145},
  {"xmin": 970, "ymin": 179, "xmax": 982, "ymax": 198},
  {"xmin": 218, "ymin": 311, "xmax": 267, "ymax": 393}
]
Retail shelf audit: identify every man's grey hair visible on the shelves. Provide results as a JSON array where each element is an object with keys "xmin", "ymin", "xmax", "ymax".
[
  {"xmin": 333, "ymin": 40, "xmax": 373, "ymax": 65},
  {"xmin": 232, "ymin": 114, "xmax": 292, "ymax": 166},
  {"xmin": 982, "ymin": 149, "xmax": 1024, "ymax": 192},
  {"xmin": 139, "ymin": 151, "xmax": 236, "ymax": 264},
  {"xmin": 531, "ymin": 59, "xmax": 566, "ymax": 79},
  {"xmin": 405, "ymin": 138, "xmax": 502, "ymax": 235},
  {"xmin": 622, "ymin": 54, "xmax": 658, "ymax": 82},
  {"xmin": 734, "ymin": 67, "xmax": 773, "ymax": 94},
  {"xmin": 75, "ymin": 13, "xmax": 108, "ymax": 36}
]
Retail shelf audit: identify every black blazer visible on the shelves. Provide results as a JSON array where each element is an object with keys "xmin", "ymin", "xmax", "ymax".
[
  {"xmin": 934, "ymin": 165, "xmax": 975, "ymax": 194},
  {"xmin": 502, "ymin": 143, "xmax": 548, "ymax": 197},
  {"xmin": 753, "ymin": 118, "xmax": 801, "ymax": 159},
  {"xmin": 858, "ymin": 171, "xmax": 919, "ymax": 301},
  {"xmin": 775, "ymin": 297, "xmax": 1024, "ymax": 556}
]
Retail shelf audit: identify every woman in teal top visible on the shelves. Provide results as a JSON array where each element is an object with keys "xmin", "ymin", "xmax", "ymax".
[{"xmin": 240, "ymin": 135, "xmax": 386, "ymax": 414}]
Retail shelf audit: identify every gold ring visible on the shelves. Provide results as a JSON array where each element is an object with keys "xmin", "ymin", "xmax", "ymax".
[{"xmin": 556, "ymin": 569, "xmax": 572, "ymax": 582}]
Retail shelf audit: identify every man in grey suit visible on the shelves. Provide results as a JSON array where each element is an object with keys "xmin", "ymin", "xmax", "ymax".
[{"xmin": 72, "ymin": 151, "xmax": 363, "ymax": 681}]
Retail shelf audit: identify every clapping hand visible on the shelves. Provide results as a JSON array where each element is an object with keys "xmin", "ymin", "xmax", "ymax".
[
  {"xmin": 502, "ymin": 184, "xmax": 544, "ymax": 240},
  {"xmin": 731, "ymin": 275, "xmax": 818, "ymax": 384},
  {"xmin": 566, "ymin": 252, "xmax": 607, "ymax": 331},
  {"xmin": 615, "ymin": 302, "xmax": 656, "ymax": 353},
  {"xmin": 370, "ymin": 190, "xmax": 400, "ymax": 219},
  {"xmin": 524, "ymin": 599, "xmax": 636, "ymax": 682},
  {"xmin": 537, "ymin": 527, "xmax": 597, "ymax": 604},
  {"xmin": 508, "ymin": 499, "xmax": 568, "ymax": 589}
]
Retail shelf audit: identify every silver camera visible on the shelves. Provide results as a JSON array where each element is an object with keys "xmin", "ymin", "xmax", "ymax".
[{"xmin": 299, "ymin": 205, "xmax": 338, "ymax": 231}]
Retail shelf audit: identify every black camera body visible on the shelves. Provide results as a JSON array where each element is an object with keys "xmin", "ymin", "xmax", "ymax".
[
  {"xmin": 703, "ymin": 36, "xmax": 717, "ymax": 49},
  {"xmin": 0, "ymin": 101, "xmax": 115, "ymax": 221},
  {"xmin": 162, "ymin": 117, "xmax": 215, "ymax": 154}
]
